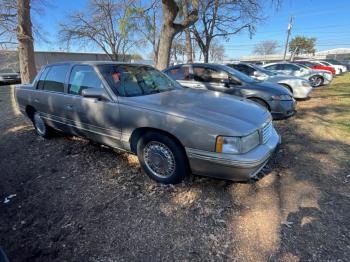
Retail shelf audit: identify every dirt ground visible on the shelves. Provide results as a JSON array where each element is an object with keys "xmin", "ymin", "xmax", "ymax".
[{"xmin": 0, "ymin": 75, "xmax": 349, "ymax": 262}]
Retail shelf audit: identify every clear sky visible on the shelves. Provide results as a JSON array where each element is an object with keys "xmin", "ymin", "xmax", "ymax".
[{"xmin": 33, "ymin": 0, "xmax": 350, "ymax": 59}]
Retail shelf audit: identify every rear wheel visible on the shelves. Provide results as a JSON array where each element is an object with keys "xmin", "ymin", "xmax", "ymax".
[
  {"xmin": 32, "ymin": 111, "xmax": 51, "ymax": 138},
  {"xmin": 137, "ymin": 132, "xmax": 189, "ymax": 184},
  {"xmin": 309, "ymin": 75, "xmax": 324, "ymax": 87}
]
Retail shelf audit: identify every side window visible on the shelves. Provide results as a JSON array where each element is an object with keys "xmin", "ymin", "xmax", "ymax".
[
  {"xmin": 166, "ymin": 66, "xmax": 190, "ymax": 80},
  {"xmin": 283, "ymin": 64, "xmax": 299, "ymax": 71},
  {"xmin": 37, "ymin": 67, "xmax": 50, "ymax": 89},
  {"xmin": 239, "ymin": 65, "xmax": 254, "ymax": 75},
  {"xmin": 42, "ymin": 65, "xmax": 69, "ymax": 92},
  {"xmin": 193, "ymin": 67, "xmax": 229, "ymax": 83},
  {"xmin": 265, "ymin": 64, "xmax": 278, "ymax": 70},
  {"xmin": 68, "ymin": 65, "xmax": 102, "ymax": 95}
]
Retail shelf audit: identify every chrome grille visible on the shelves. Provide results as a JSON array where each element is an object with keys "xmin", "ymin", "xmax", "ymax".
[{"xmin": 261, "ymin": 121, "xmax": 272, "ymax": 144}]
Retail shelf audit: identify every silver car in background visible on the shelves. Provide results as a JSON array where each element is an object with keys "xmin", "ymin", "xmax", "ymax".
[
  {"xmin": 263, "ymin": 62, "xmax": 333, "ymax": 87},
  {"xmin": 15, "ymin": 62, "xmax": 280, "ymax": 184},
  {"xmin": 227, "ymin": 63, "xmax": 313, "ymax": 99}
]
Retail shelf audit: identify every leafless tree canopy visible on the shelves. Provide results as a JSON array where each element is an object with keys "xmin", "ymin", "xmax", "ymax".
[
  {"xmin": 59, "ymin": 0, "xmax": 143, "ymax": 61},
  {"xmin": 253, "ymin": 40, "xmax": 279, "ymax": 55},
  {"xmin": 209, "ymin": 40, "xmax": 225, "ymax": 62},
  {"xmin": 0, "ymin": 0, "xmax": 18, "ymax": 48},
  {"xmin": 191, "ymin": 0, "xmax": 275, "ymax": 62},
  {"xmin": 136, "ymin": 1, "xmax": 161, "ymax": 64}
]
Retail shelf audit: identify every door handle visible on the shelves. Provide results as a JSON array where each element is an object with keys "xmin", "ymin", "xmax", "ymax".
[
  {"xmin": 34, "ymin": 98, "xmax": 39, "ymax": 103},
  {"xmin": 64, "ymin": 105, "xmax": 73, "ymax": 110}
]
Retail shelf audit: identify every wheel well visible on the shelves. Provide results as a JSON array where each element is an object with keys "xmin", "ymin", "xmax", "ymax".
[
  {"xmin": 129, "ymin": 127, "xmax": 186, "ymax": 154},
  {"xmin": 25, "ymin": 105, "xmax": 36, "ymax": 121},
  {"xmin": 280, "ymin": 83, "xmax": 293, "ymax": 93},
  {"xmin": 247, "ymin": 97, "xmax": 271, "ymax": 111}
]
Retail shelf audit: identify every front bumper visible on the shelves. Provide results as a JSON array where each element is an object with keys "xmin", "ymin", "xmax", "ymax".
[
  {"xmin": 185, "ymin": 128, "xmax": 280, "ymax": 181},
  {"xmin": 292, "ymin": 84, "xmax": 313, "ymax": 99},
  {"xmin": 269, "ymin": 99, "xmax": 296, "ymax": 119}
]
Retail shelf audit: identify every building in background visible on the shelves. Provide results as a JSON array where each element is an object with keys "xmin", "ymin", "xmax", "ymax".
[
  {"xmin": 240, "ymin": 48, "xmax": 350, "ymax": 64},
  {"xmin": 0, "ymin": 50, "xmax": 134, "ymax": 72}
]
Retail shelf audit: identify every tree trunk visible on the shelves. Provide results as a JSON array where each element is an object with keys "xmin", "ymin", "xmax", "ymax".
[
  {"xmin": 203, "ymin": 48, "xmax": 209, "ymax": 63},
  {"xmin": 16, "ymin": 0, "xmax": 36, "ymax": 84},
  {"xmin": 156, "ymin": 0, "xmax": 198, "ymax": 70},
  {"xmin": 182, "ymin": 0, "xmax": 193, "ymax": 63},
  {"xmin": 157, "ymin": 25, "xmax": 175, "ymax": 70}
]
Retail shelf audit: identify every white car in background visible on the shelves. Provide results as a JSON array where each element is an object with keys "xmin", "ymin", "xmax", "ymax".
[
  {"xmin": 263, "ymin": 62, "xmax": 333, "ymax": 87},
  {"xmin": 316, "ymin": 60, "xmax": 347, "ymax": 75},
  {"xmin": 227, "ymin": 63, "xmax": 313, "ymax": 99}
]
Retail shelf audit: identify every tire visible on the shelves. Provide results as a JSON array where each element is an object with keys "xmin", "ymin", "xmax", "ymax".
[
  {"xmin": 248, "ymin": 98, "xmax": 270, "ymax": 111},
  {"xmin": 309, "ymin": 75, "xmax": 324, "ymax": 87},
  {"xmin": 137, "ymin": 132, "xmax": 189, "ymax": 184},
  {"xmin": 32, "ymin": 111, "xmax": 51, "ymax": 138}
]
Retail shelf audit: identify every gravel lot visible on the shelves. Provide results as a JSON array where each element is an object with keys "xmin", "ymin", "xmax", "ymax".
[{"xmin": 0, "ymin": 76, "xmax": 349, "ymax": 262}]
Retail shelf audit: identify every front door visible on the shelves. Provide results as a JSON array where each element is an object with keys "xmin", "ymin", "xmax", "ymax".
[
  {"xmin": 192, "ymin": 66, "xmax": 240, "ymax": 95},
  {"xmin": 63, "ymin": 65, "xmax": 122, "ymax": 148}
]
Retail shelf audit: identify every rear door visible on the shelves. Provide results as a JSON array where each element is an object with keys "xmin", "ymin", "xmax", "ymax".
[
  {"xmin": 63, "ymin": 64, "xmax": 122, "ymax": 148},
  {"xmin": 32, "ymin": 64, "xmax": 71, "ymax": 132}
]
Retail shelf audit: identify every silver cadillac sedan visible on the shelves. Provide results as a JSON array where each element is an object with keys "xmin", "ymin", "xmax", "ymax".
[{"xmin": 15, "ymin": 62, "xmax": 280, "ymax": 184}]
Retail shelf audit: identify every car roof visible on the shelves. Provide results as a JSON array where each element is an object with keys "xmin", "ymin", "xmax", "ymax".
[
  {"xmin": 42, "ymin": 61, "xmax": 153, "ymax": 67},
  {"xmin": 165, "ymin": 63, "xmax": 232, "ymax": 71}
]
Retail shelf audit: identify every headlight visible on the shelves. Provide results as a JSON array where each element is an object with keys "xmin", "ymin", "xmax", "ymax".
[
  {"xmin": 216, "ymin": 131, "xmax": 260, "ymax": 154},
  {"xmin": 271, "ymin": 94, "xmax": 292, "ymax": 101},
  {"xmin": 301, "ymin": 81, "xmax": 310, "ymax": 87}
]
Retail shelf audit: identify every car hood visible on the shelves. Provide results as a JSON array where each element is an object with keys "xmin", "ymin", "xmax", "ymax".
[
  {"xmin": 245, "ymin": 81, "xmax": 291, "ymax": 95},
  {"xmin": 126, "ymin": 88, "xmax": 271, "ymax": 136}
]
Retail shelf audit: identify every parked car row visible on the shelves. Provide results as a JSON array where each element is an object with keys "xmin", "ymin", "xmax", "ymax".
[
  {"xmin": 13, "ymin": 59, "xmax": 345, "ymax": 185},
  {"xmin": 0, "ymin": 69, "xmax": 21, "ymax": 85}
]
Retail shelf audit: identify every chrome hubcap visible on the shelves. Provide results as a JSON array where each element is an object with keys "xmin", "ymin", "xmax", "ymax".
[
  {"xmin": 143, "ymin": 141, "xmax": 175, "ymax": 178},
  {"xmin": 34, "ymin": 113, "xmax": 45, "ymax": 135}
]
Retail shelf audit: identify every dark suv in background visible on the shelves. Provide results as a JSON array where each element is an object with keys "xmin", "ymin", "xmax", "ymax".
[{"xmin": 163, "ymin": 63, "xmax": 296, "ymax": 119}]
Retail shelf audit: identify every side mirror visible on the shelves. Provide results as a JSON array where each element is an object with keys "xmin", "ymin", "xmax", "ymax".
[
  {"xmin": 81, "ymin": 87, "xmax": 110, "ymax": 101},
  {"xmin": 221, "ymin": 78, "xmax": 230, "ymax": 86}
]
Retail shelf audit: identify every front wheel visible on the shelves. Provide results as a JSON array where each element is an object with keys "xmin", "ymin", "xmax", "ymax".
[
  {"xmin": 309, "ymin": 75, "xmax": 324, "ymax": 87},
  {"xmin": 137, "ymin": 132, "xmax": 189, "ymax": 184}
]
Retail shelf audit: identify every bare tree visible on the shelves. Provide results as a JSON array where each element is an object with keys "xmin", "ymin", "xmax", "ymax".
[
  {"xmin": 0, "ymin": 0, "xmax": 18, "ymax": 49},
  {"xmin": 170, "ymin": 36, "xmax": 186, "ymax": 63},
  {"xmin": 156, "ymin": 0, "xmax": 199, "ymax": 70},
  {"xmin": 253, "ymin": 40, "xmax": 279, "ymax": 55},
  {"xmin": 60, "ymin": 0, "xmax": 142, "ymax": 61},
  {"xmin": 181, "ymin": 0, "xmax": 193, "ymax": 63},
  {"xmin": 137, "ymin": 1, "xmax": 161, "ymax": 65},
  {"xmin": 191, "ymin": 0, "xmax": 271, "ymax": 63},
  {"xmin": 209, "ymin": 40, "xmax": 225, "ymax": 62},
  {"xmin": 17, "ymin": 0, "xmax": 36, "ymax": 83}
]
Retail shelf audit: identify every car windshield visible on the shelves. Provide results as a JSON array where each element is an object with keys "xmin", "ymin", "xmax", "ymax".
[
  {"xmin": 220, "ymin": 65, "xmax": 258, "ymax": 83},
  {"xmin": 0, "ymin": 69, "xmax": 16, "ymax": 74},
  {"xmin": 250, "ymin": 64, "xmax": 277, "ymax": 76},
  {"xmin": 296, "ymin": 64, "xmax": 308, "ymax": 69},
  {"xmin": 298, "ymin": 61, "xmax": 316, "ymax": 67},
  {"xmin": 98, "ymin": 64, "xmax": 181, "ymax": 97},
  {"xmin": 326, "ymin": 59, "xmax": 341, "ymax": 64}
]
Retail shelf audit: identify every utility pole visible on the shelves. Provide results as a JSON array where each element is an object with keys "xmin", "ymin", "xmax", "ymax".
[{"xmin": 283, "ymin": 16, "xmax": 294, "ymax": 61}]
